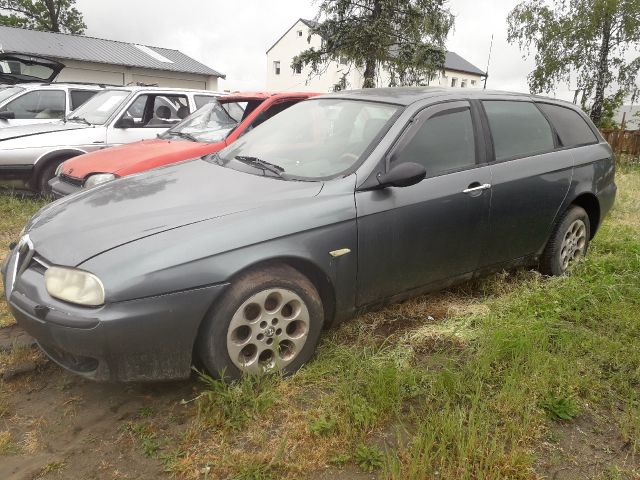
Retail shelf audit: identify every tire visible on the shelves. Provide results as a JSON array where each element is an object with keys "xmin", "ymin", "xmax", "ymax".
[
  {"xmin": 539, "ymin": 205, "xmax": 591, "ymax": 276},
  {"xmin": 197, "ymin": 264, "xmax": 324, "ymax": 380},
  {"xmin": 36, "ymin": 158, "xmax": 67, "ymax": 195}
]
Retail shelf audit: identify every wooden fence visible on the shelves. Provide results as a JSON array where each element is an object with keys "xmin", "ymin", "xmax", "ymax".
[{"xmin": 599, "ymin": 129, "xmax": 640, "ymax": 156}]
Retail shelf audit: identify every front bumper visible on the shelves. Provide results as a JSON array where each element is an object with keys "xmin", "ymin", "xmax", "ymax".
[
  {"xmin": 2, "ymin": 247, "xmax": 227, "ymax": 381},
  {"xmin": 48, "ymin": 176, "xmax": 81, "ymax": 198}
]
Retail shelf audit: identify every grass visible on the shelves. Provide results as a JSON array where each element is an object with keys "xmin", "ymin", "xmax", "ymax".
[{"xmin": 1, "ymin": 159, "xmax": 639, "ymax": 478}]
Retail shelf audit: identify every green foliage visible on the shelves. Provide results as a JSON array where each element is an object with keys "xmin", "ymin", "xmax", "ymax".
[
  {"xmin": 308, "ymin": 415, "xmax": 336, "ymax": 436},
  {"xmin": 541, "ymin": 395, "xmax": 580, "ymax": 421},
  {"xmin": 354, "ymin": 443, "xmax": 385, "ymax": 472},
  {"xmin": 0, "ymin": 0, "xmax": 86, "ymax": 34},
  {"xmin": 188, "ymin": 369, "xmax": 278, "ymax": 430},
  {"xmin": 292, "ymin": 0, "xmax": 454, "ymax": 90},
  {"xmin": 507, "ymin": 0, "xmax": 640, "ymax": 126}
]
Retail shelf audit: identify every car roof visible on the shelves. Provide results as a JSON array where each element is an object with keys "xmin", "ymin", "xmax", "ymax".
[
  {"xmin": 102, "ymin": 85, "xmax": 225, "ymax": 95},
  {"xmin": 5, "ymin": 82, "xmax": 104, "ymax": 90},
  {"xmin": 316, "ymin": 87, "xmax": 577, "ymax": 109}
]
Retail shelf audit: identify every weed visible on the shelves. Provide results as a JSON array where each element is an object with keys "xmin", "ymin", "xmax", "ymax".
[
  {"xmin": 354, "ymin": 443, "xmax": 384, "ymax": 472},
  {"xmin": 37, "ymin": 460, "xmax": 66, "ymax": 477},
  {"xmin": 0, "ymin": 430, "xmax": 15, "ymax": 454},
  {"xmin": 308, "ymin": 415, "xmax": 336, "ymax": 436},
  {"xmin": 328, "ymin": 452, "xmax": 351, "ymax": 466},
  {"xmin": 123, "ymin": 422, "xmax": 161, "ymax": 458},
  {"xmin": 541, "ymin": 396, "xmax": 580, "ymax": 421}
]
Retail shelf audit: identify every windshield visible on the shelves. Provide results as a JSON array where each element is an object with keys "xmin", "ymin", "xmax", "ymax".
[
  {"xmin": 67, "ymin": 89, "xmax": 130, "ymax": 125},
  {"xmin": 0, "ymin": 86, "xmax": 24, "ymax": 104},
  {"xmin": 215, "ymin": 99, "xmax": 399, "ymax": 179},
  {"xmin": 160, "ymin": 100, "xmax": 239, "ymax": 143}
]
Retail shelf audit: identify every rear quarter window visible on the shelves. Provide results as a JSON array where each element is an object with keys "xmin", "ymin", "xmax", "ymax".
[
  {"xmin": 483, "ymin": 100, "xmax": 555, "ymax": 161},
  {"xmin": 536, "ymin": 103, "xmax": 598, "ymax": 148}
]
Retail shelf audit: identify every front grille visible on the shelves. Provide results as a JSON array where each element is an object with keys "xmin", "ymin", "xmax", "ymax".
[{"xmin": 60, "ymin": 173, "xmax": 83, "ymax": 186}]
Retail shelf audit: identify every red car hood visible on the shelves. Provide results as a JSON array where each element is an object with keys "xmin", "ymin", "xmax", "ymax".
[{"xmin": 62, "ymin": 139, "xmax": 224, "ymax": 179}]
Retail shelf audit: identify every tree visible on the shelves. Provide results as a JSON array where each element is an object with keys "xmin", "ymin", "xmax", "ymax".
[
  {"xmin": 0, "ymin": 0, "xmax": 86, "ymax": 34},
  {"xmin": 292, "ymin": 0, "xmax": 455, "ymax": 90},
  {"xmin": 507, "ymin": 0, "xmax": 640, "ymax": 127}
]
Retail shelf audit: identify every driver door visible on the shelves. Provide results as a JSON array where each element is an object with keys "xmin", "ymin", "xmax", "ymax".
[
  {"xmin": 355, "ymin": 101, "xmax": 492, "ymax": 306},
  {"xmin": 106, "ymin": 94, "xmax": 189, "ymax": 146}
]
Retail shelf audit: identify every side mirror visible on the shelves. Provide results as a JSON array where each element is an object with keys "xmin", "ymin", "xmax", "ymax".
[
  {"xmin": 115, "ymin": 117, "xmax": 135, "ymax": 129},
  {"xmin": 377, "ymin": 162, "xmax": 426, "ymax": 188},
  {"xmin": 0, "ymin": 111, "xmax": 15, "ymax": 120}
]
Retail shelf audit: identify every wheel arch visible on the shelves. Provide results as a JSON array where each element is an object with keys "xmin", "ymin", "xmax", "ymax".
[{"xmin": 569, "ymin": 192, "xmax": 601, "ymax": 238}]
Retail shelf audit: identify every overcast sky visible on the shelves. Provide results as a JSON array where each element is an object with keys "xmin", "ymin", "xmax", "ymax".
[{"xmin": 75, "ymin": 0, "xmax": 594, "ymax": 101}]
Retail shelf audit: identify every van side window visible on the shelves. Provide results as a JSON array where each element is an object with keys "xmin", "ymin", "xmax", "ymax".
[
  {"xmin": 1, "ymin": 90, "xmax": 65, "ymax": 119},
  {"xmin": 537, "ymin": 103, "xmax": 598, "ymax": 148},
  {"xmin": 70, "ymin": 90, "xmax": 97, "ymax": 111},
  {"xmin": 393, "ymin": 107, "xmax": 476, "ymax": 177},
  {"xmin": 483, "ymin": 101, "xmax": 554, "ymax": 161}
]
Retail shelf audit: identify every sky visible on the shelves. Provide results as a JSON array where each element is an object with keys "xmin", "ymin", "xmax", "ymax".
[{"xmin": 74, "ymin": 0, "xmax": 580, "ymax": 100}]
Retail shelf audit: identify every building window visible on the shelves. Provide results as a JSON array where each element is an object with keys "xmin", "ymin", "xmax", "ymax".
[
  {"xmin": 461, "ymin": 79, "xmax": 467, "ymax": 88},
  {"xmin": 451, "ymin": 77, "xmax": 458, "ymax": 88},
  {"xmin": 274, "ymin": 61, "xmax": 281, "ymax": 75},
  {"xmin": 297, "ymin": 30, "xmax": 303, "ymax": 37},
  {"xmin": 293, "ymin": 64, "xmax": 302, "ymax": 75},
  {"xmin": 471, "ymin": 80, "xmax": 477, "ymax": 87}
]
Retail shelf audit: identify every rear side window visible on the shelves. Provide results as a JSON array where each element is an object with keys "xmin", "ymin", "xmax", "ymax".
[
  {"xmin": 394, "ymin": 107, "xmax": 476, "ymax": 177},
  {"xmin": 483, "ymin": 101, "xmax": 554, "ymax": 161},
  {"xmin": 537, "ymin": 103, "xmax": 598, "ymax": 147},
  {"xmin": 0, "ymin": 90, "xmax": 65, "ymax": 119},
  {"xmin": 70, "ymin": 90, "xmax": 97, "ymax": 111},
  {"xmin": 195, "ymin": 95, "xmax": 217, "ymax": 109}
]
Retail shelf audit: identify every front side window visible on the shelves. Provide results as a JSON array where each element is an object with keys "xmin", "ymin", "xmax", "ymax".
[
  {"xmin": 68, "ymin": 89, "xmax": 130, "ymax": 125},
  {"xmin": 160, "ymin": 100, "xmax": 239, "ymax": 143},
  {"xmin": 194, "ymin": 94, "xmax": 217, "ymax": 110},
  {"xmin": 393, "ymin": 107, "xmax": 476, "ymax": 177},
  {"xmin": 537, "ymin": 103, "xmax": 598, "ymax": 148},
  {"xmin": 119, "ymin": 94, "xmax": 189, "ymax": 128},
  {"xmin": 1, "ymin": 90, "xmax": 65, "ymax": 119},
  {"xmin": 215, "ymin": 99, "xmax": 399, "ymax": 179},
  {"xmin": 483, "ymin": 101, "xmax": 554, "ymax": 161}
]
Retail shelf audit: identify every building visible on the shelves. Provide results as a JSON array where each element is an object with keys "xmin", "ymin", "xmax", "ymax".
[
  {"xmin": 0, "ymin": 25, "xmax": 224, "ymax": 90},
  {"xmin": 267, "ymin": 18, "xmax": 486, "ymax": 92}
]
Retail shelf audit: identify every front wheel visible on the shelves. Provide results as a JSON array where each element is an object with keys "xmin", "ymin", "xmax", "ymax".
[
  {"xmin": 539, "ymin": 205, "xmax": 591, "ymax": 276},
  {"xmin": 197, "ymin": 265, "xmax": 324, "ymax": 380}
]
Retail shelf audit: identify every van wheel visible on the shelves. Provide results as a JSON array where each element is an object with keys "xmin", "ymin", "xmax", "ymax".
[
  {"xmin": 37, "ymin": 159, "xmax": 65, "ymax": 195},
  {"xmin": 197, "ymin": 264, "xmax": 324, "ymax": 380},
  {"xmin": 539, "ymin": 205, "xmax": 590, "ymax": 276}
]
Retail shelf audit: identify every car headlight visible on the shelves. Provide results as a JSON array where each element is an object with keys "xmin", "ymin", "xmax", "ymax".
[
  {"xmin": 54, "ymin": 162, "xmax": 65, "ymax": 176},
  {"xmin": 44, "ymin": 266, "xmax": 105, "ymax": 306},
  {"xmin": 84, "ymin": 173, "xmax": 116, "ymax": 188}
]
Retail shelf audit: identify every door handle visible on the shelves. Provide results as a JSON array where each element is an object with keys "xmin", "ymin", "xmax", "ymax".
[{"xmin": 462, "ymin": 183, "xmax": 492, "ymax": 194}]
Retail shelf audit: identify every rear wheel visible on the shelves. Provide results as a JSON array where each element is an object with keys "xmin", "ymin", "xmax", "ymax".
[
  {"xmin": 197, "ymin": 264, "xmax": 324, "ymax": 380},
  {"xmin": 539, "ymin": 205, "xmax": 590, "ymax": 276}
]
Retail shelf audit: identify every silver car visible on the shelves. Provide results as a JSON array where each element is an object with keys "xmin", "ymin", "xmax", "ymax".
[{"xmin": 0, "ymin": 86, "xmax": 223, "ymax": 193}]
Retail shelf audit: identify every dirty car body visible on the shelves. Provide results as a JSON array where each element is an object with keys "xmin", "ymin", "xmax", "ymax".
[{"xmin": 2, "ymin": 88, "xmax": 616, "ymax": 381}]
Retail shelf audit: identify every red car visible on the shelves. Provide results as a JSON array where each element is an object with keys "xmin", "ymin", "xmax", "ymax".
[{"xmin": 49, "ymin": 92, "xmax": 318, "ymax": 197}]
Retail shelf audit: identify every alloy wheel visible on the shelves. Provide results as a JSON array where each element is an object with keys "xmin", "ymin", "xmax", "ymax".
[{"xmin": 560, "ymin": 219, "xmax": 587, "ymax": 271}]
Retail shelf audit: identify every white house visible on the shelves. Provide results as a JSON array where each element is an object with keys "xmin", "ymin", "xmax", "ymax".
[
  {"xmin": 267, "ymin": 19, "xmax": 486, "ymax": 93},
  {"xmin": 0, "ymin": 25, "xmax": 224, "ymax": 90}
]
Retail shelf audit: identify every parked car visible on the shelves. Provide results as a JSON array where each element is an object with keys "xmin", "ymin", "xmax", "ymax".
[
  {"xmin": 0, "ymin": 52, "xmax": 102, "ymax": 127},
  {"xmin": 0, "ymin": 86, "xmax": 223, "ymax": 193},
  {"xmin": 49, "ymin": 92, "xmax": 318, "ymax": 197},
  {"xmin": 2, "ymin": 88, "xmax": 616, "ymax": 382}
]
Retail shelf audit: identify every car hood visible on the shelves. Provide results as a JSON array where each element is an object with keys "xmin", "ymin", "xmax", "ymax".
[
  {"xmin": 0, "ymin": 121, "xmax": 90, "ymax": 141},
  {"xmin": 61, "ymin": 139, "xmax": 223, "ymax": 178},
  {"xmin": 26, "ymin": 159, "xmax": 324, "ymax": 266}
]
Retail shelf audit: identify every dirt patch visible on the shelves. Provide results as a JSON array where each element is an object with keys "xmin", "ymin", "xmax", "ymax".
[
  {"xmin": 535, "ymin": 412, "xmax": 640, "ymax": 479},
  {"xmin": 0, "ymin": 361, "xmax": 196, "ymax": 479}
]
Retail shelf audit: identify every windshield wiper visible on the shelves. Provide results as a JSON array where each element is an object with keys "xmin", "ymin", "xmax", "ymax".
[
  {"xmin": 67, "ymin": 116, "xmax": 91, "ymax": 126},
  {"xmin": 234, "ymin": 156, "xmax": 285, "ymax": 177},
  {"xmin": 169, "ymin": 131, "xmax": 198, "ymax": 142}
]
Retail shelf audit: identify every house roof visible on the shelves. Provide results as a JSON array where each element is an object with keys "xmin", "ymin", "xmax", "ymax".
[
  {"xmin": 267, "ymin": 19, "xmax": 485, "ymax": 77},
  {"xmin": 0, "ymin": 25, "xmax": 225, "ymax": 78}
]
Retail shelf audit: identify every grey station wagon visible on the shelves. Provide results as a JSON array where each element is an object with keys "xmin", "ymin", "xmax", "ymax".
[{"xmin": 2, "ymin": 88, "xmax": 616, "ymax": 382}]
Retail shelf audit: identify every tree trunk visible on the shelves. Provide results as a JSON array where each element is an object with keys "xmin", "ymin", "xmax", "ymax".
[
  {"xmin": 590, "ymin": 10, "xmax": 612, "ymax": 126},
  {"xmin": 43, "ymin": 0, "xmax": 60, "ymax": 32},
  {"xmin": 362, "ymin": 0, "xmax": 381, "ymax": 88}
]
